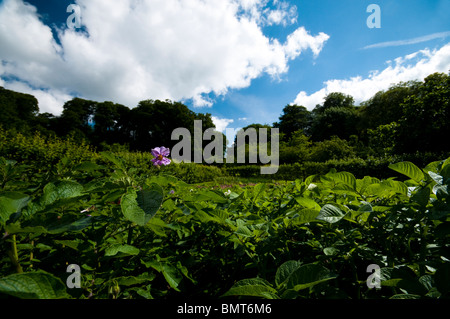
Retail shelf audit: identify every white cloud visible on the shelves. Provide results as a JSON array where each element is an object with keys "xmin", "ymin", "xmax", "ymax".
[
  {"xmin": 363, "ymin": 31, "xmax": 450, "ymax": 50},
  {"xmin": 293, "ymin": 43, "xmax": 450, "ymax": 110},
  {"xmin": 0, "ymin": 0, "xmax": 328, "ymax": 114},
  {"xmin": 212, "ymin": 116, "xmax": 234, "ymax": 132},
  {"xmin": 2, "ymin": 80, "xmax": 72, "ymax": 116}
]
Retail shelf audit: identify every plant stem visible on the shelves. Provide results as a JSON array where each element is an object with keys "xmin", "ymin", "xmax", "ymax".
[
  {"xmin": 419, "ymin": 220, "xmax": 428, "ymax": 276},
  {"xmin": 127, "ymin": 226, "xmax": 134, "ymax": 245},
  {"xmin": 8, "ymin": 234, "xmax": 23, "ymax": 273}
]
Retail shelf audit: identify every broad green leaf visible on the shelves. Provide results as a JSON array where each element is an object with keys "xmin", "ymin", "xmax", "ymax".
[
  {"xmin": 105, "ymin": 244, "xmax": 140, "ymax": 257},
  {"xmin": 357, "ymin": 176, "xmax": 380, "ymax": 194},
  {"xmin": 316, "ymin": 204, "xmax": 345, "ymax": 224},
  {"xmin": 116, "ymin": 273, "xmax": 155, "ymax": 286},
  {"xmin": 54, "ymin": 239, "xmax": 82, "ymax": 251},
  {"xmin": 419, "ymin": 275, "xmax": 434, "ymax": 292},
  {"xmin": 161, "ymin": 263, "xmax": 182, "ymax": 291},
  {"xmin": 121, "ymin": 184, "xmax": 163, "ymax": 226},
  {"xmin": 389, "ymin": 161, "xmax": 424, "ymax": 183},
  {"xmin": 323, "ymin": 247, "xmax": 339, "ymax": 256},
  {"xmin": 146, "ymin": 217, "xmax": 168, "ymax": 237},
  {"xmin": 51, "ymin": 181, "xmax": 84, "ymax": 201},
  {"xmin": 0, "ymin": 192, "xmax": 30, "ymax": 225},
  {"xmin": 141, "ymin": 259, "xmax": 182, "ymax": 291},
  {"xmin": 146, "ymin": 174, "xmax": 188, "ymax": 188},
  {"xmin": 286, "ymin": 263, "xmax": 337, "ymax": 291},
  {"xmin": 47, "ymin": 216, "xmax": 93, "ymax": 234},
  {"xmin": 381, "ymin": 180, "xmax": 408, "ymax": 196},
  {"xmin": 195, "ymin": 210, "xmax": 224, "ymax": 225},
  {"xmin": 73, "ymin": 162, "xmax": 105, "ymax": 172},
  {"xmin": 252, "ymin": 183, "xmax": 267, "ymax": 200},
  {"xmin": 25, "ymin": 181, "xmax": 85, "ymax": 217},
  {"xmin": 275, "ymin": 260, "xmax": 301, "ymax": 287},
  {"xmin": 410, "ymin": 186, "xmax": 431, "ymax": 207},
  {"xmin": 358, "ymin": 202, "xmax": 373, "ymax": 212},
  {"xmin": 329, "ymin": 171, "xmax": 356, "ymax": 190},
  {"xmin": 4, "ymin": 223, "xmax": 47, "ymax": 235},
  {"xmin": 235, "ymin": 225, "xmax": 253, "ymax": 237},
  {"xmin": 185, "ymin": 190, "xmax": 228, "ymax": 204},
  {"xmin": 222, "ymin": 278, "xmax": 278, "ymax": 298},
  {"xmin": 292, "ymin": 208, "xmax": 319, "ymax": 225},
  {"xmin": 0, "ymin": 271, "xmax": 70, "ymax": 299},
  {"xmin": 389, "ymin": 294, "xmax": 421, "ymax": 299},
  {"xmin": 201, "ymin": 190, "xmax": 228, "ymax": 203},
  {"xmin": 295, "ymin": 196, "xmax": 321, "ymax": 210},
  {"xmin": 100, "ymin": 151, "xmax": 126, "ymax": 170}
]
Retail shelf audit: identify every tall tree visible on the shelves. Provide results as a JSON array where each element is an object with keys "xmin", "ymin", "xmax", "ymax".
[
  {"xmin": 313, "ymin": 92, "xmax": 354, "ymax": 115},
  {"xmin": 57, "ymin": 98, "xmax": 97, "ymax": 139},
  {"xmin": 93, "ymin": 101, "xmax": 130, "ymax": 146},
  {"xmin": 358, "ymin": 81, "xmax": 420, "ymax": 133},
  {"xmin": 128, "ymin": 99, "xmax": 217, "ymax": 154},
  {"xmin": 273, "ymin": 104, "xmax": 311, "ymax": 140},
  {"xmin": 0, "ymin": 86, "xmax": 39, "ymax": 131},
  {"xmin": 396, "ymin": 72, "xmax": 450, "ymax": 153}
]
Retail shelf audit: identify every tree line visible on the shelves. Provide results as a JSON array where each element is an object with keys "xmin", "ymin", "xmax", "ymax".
[
  {"xmin": 0, "ymin": 90, "xmax": 223, "ymax": 154},
  {"xmin": 273, "ymin": 71, "xmax": 450, "ymax": 164},
  {"xmin": 1, "ymin": 71, "xmax": 449, "ymax": 165}
]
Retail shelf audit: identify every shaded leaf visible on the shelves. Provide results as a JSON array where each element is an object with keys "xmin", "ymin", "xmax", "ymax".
[
  {"xmin": 286, "ymin": 263, "xmax": 337, "ymax": 291},
  {"xmin": 222, "ymin": 278, "xmax": 278, "ymax": 299},
  {"xmin": 105, "ymin": 244, "xmax": 140, "ymax": 257},
  {"xmin": 0, "ymin": 271, "xmax": 70, "ymax": 299},
  {"xmin": 121, "ymin": 184, "xmax": 163, "ymax": 226},
  {"xmin": 0, "ymin": 192, "xmax": 30, "ymax": 225},
  {"xmin": 275, "ymin": 260, "xmax": 301, "ymax": 287}
]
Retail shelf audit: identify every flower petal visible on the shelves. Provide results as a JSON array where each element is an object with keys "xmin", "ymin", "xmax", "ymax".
[
  {"xmin": 151, "ymin": 147, "xmax": 161, "ymax": 157},
  {"xmin": 160, "ymin": 157, "xmax": 171, "ymax": 165},
  {"xmin": 160, "ymin": 147, "xmax": 170, "ymax": 157}
]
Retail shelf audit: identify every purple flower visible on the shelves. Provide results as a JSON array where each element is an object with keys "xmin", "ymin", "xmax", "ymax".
[{"xmin": 151, "ymin": 146, "xmax": 171, "ymax": 167}]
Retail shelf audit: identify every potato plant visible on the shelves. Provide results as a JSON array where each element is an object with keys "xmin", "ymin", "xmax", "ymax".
[{"xmin": 0, "ymin": 153, "xmax": 449, "ymax": 299}]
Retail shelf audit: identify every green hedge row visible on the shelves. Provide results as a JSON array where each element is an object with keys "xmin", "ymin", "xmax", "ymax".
[
  {"xmin": 222, "ymin": 152, "xmax": 450, "ymax": 180},
  {"xmin": 2, "ymin": 127, "xmax": 447, "ymax": 183},
  {"xmin": 0, "ymin": 128, "xmax": 225, "ymax": 184}
]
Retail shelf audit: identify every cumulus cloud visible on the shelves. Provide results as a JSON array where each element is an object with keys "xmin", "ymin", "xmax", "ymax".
[
  {"xmin": 2, "ymin": 80, "xmax": 72, "ymax": 116},
  {"xmin": 212, "ymin": 116, "xmax": 234, "ymax": 133},
  {"xmin": 0, "ymin": 0, "xmax": 328, "ymax": 114},
  {"xmin": 293, "ymin": 43, "xmax": 450, "ymax": 110}
]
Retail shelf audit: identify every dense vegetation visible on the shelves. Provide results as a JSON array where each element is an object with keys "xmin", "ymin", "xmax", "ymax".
[
  {"xmin": 0, "ymin": 71, "xmax": 449, "ymax": 300},
  {"xmin": 0, "ymin": 149, "xmax": 449, "ymax": 299},
  {"xmin": 1, "ymin": 72, "xmax": 449, "ymax": 177}
]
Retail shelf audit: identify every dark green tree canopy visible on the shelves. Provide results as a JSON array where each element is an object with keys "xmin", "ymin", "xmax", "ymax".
[
  {"xmin": 310, "ymin": 106, "xmax": 359, "ymax": 142},
  {"xmin": 0, "ymin": 86, "xmax": 39, "ymax": 131},
  {"xmin": 396, "ymin": 72, "xmax": 450, "ymax": 153},
  {"xmin": 273, "ymin": 104, "xmax": 311, "ymax": 140},
  {"xmin": 313, "ymin": 92, "xmax": 354, "ymax": 115},
  {"xmin": 358, "ymin": 80, "xmax": 420, "ymax": 132}
]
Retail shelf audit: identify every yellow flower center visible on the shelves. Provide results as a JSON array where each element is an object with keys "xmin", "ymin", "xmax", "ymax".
[{"xmin": 157, "ymin": 154, "xmax": 164, "ymax": 161}]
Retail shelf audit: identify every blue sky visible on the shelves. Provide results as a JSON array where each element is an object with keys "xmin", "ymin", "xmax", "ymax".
[{"xmin": 1, "ymin": 0, "xmax": 449, "ymax": 134}]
